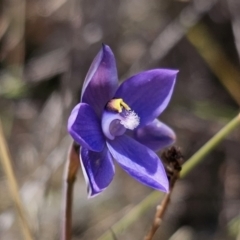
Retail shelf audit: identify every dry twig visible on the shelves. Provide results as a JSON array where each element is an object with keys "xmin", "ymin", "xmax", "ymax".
[{"xmin": 144, "ymin": 147, "xmax": 184, "ymax": 240}]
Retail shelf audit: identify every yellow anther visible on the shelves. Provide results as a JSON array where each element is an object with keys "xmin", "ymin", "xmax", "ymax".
[
  {"xmin": 107, "ymin": 98, "xmax": 131, "ymax": 113},
  {"xmin": 121, "ymin": 101, "xmax": 131, "ymax": 111}
]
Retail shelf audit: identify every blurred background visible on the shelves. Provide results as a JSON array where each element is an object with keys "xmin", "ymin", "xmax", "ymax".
[{"xmin": 0, "ymin": 0, "xmax": 240, "ymax": 239}]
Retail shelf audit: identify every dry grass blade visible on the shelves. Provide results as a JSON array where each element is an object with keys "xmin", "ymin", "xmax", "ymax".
[
  {"xmin": 187, "ymin": 23, "xmax": 240, "ymax": 105},
  {"xmin": 0, "ymin": 119, "xmax": 33, "ymax": 240}
]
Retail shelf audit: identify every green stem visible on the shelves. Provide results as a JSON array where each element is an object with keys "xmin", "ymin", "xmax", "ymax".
[
  {"xmin": 180, "ymin": 113, "xmax": 240, "ymax": 178},
  {"xmin": 97, "ymin": 113, "xmax": 240, "ymax": 240}
]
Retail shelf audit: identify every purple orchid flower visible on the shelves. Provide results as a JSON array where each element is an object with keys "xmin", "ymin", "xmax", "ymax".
[{"xmin": 68, "ymin": 44, "xmax": 178, "ymax": 197}]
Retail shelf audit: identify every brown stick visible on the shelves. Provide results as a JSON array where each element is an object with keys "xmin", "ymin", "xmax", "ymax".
[
  {"xmin": 61, "ymin": 142, "xmax": 80, "ymax": 240},
  {"xmin": 144, "ymin": 147, "xmax": 183, "ymax": 240},
  {"xmin": 144, "ymin": 175, "xmax": 178, "ymax": 240}
]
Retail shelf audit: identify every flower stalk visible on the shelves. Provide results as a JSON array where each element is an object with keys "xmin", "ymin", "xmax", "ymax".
[{"xmin": 61, "ymin": 142, "xmax": 80, "ymax": 240}]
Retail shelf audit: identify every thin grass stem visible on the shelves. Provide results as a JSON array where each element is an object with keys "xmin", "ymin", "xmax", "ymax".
[
  {"xmin": 180, "ymin": 113, "xmax": 240, "ymax": 178},
  {"xmin": 0, "ymin": 119, "xmax": 33, "ymax": 240}
]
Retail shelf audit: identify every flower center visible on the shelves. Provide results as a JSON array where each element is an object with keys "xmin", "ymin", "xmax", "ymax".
[
  {"xmin": 119, "ymin": 109, "xmax": 140, "ymax": 130},
  {"xmin": 102, "ymin": 98, "xmax": 140, "ymax": 140}
]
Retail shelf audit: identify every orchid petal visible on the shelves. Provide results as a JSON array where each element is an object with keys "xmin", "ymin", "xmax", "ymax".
[
  {"xmin": 80, "ymin": 147, "xmax": 115, "ymax": 197},
  {"xmin": 107, "ymin": 135, "xmax": 169, "ymax": 192},
  {"xmin": 81, "ymin": 44, "xmax": 118, "ymax": 116},
  {"xmin": 114, "ymin": 69, "xmax": 177, "ymax": 126},
  {"xmin": 68, "ymin": 103, "xmax": 105, "ymax": 152},
  {"xmin": 134, "ymin": 119, "xmax": 176, "ymax": 151}
]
